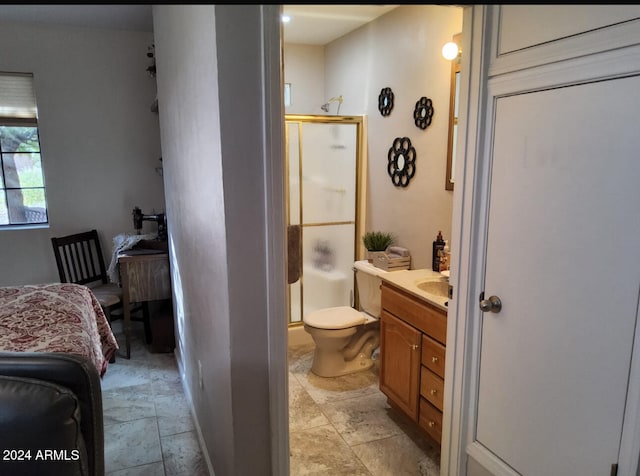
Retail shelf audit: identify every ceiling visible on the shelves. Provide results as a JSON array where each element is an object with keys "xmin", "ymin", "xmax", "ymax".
[
  {"xmin": 282, "ymin": 5, "xmax": 399, "ymax": 45},
  {"xmin": 0, "ymin": 5, "xmax": 154, "ymax": 32},
  {"xmin": 0, "ymin": 5, "xmax": 397, "ymax": 45}
]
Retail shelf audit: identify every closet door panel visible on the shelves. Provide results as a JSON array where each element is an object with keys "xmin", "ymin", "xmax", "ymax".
[
  {"xmin": 498, "ymin": 5, "xmax": 640, "ymax": 55},
  {"xmin": 475, "ymin": 75, "xmax": 640, "ymax": 476}
]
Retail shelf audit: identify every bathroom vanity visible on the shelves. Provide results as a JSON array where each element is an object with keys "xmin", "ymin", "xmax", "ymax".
[{"xmin": 378, "ymin": 269, "xmax": 448, "ymax": 446}]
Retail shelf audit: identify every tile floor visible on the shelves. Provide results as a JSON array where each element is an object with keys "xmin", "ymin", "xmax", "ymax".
[
  {"xmin": 100, "ymin": 323, "xmax": 439, "ymax": 476},
  {"xmin": 100, "ymin": 321, "xmax": 208, "ymax": 476},
  {"xmin": 288, "ymin": 343, "xmax": 441, "ymax": 476}
]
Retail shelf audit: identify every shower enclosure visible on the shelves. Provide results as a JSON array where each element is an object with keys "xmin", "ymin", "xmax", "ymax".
[{"xmin": 286, "ymin": 115, "xmax": 365, "ymax": 326}]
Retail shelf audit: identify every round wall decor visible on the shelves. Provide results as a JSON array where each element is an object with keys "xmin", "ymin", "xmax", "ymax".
[
  {"xmin": 413, "ymin": 96, "xmax": 434, "ymax": 129},
  {"xmin": 378, "ymin": 87, "xmax": 394, "ymax": 116},
  {"xmin": 387, "ymin": 137, "xmax": 416, "ymax": 187}
]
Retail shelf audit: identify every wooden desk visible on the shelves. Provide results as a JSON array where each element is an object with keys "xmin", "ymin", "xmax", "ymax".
[{"xmin": 118, "ymin": 251, "xmax": 172, "ymax": 358}]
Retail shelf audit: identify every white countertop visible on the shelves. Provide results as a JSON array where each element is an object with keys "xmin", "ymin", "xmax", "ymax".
[{"xmin": 380, "ymin": 268, "xmax": 449, "ymax": 312}]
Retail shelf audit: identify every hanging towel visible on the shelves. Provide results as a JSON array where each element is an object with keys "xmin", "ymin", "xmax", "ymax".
[{"xmin": 287, "ymin": 225, "xmax": 301, "ymax": 284}]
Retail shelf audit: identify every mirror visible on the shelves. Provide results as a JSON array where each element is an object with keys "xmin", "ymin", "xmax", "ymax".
[
  {"xmin": 413, "ymin": 96, "xmax": 434, "ymax": 130},
  {"xmin": 445, "ymin": 33, "xmax": 461, "ymax": 191},
  {"xmin": 378, "ymin": 87, "xmax": 394, "ymax": 116},
  {"xmin": 397, "ymin": 153, "xmax": 406, "ymax": 171},
  {"xmin": 387, "ymin": 137, "xmax": 416, "ymax": 187}
]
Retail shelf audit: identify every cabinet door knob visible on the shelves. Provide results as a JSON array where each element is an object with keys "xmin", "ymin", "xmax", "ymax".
[
  {"xmin": 428, "ymin": 421, "xmax": 435, "ymax": 428},
  {"xmin": 430, "ymin": 389, "xmax": 437, "ymax": 395},
  {"xmin": 431, "ymin": 356, "xmax": 439, "ymax": 363},
  {"xmin": 411, "ymin": 344, "xmax": 418, "ymax": 350}
]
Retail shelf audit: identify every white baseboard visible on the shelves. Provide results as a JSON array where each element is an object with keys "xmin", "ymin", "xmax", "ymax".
[{"xmin": 175, "ymin": 349, "xmax": 216, "ymax": 476}]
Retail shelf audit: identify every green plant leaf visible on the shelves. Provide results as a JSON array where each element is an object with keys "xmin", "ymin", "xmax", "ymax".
[{"xmin": 362, "ymin": 231, "xmax": 394, "ymax": 251}]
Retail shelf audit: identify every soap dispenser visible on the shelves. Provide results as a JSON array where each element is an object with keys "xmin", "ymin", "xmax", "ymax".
[{"xmin": 432, "ymin": 231, "xmax": 445, "ymax": 271}]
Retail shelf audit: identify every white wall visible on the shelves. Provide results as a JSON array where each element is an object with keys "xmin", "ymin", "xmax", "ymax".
[
  {"xmin": 153, "ymin": 5, "xmax": 283, "ymax": 475},
  {"xmin": 283, "ymin": 44, "xmax": 325, "ymax": 115},
  {"xmin": 327, "ymin": 5, "xmax": 462, "ymax": 270},
  {"xmin": 285, "ymin": 6, "xmax": 463, "ymax": 270},
  {"xmin": 0, "ymin": 23, "xmax": 164, "ymax": 286}
]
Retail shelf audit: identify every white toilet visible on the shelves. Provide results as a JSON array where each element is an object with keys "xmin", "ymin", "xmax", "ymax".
[{"xmin": 303, "ymin": 260, "xmax": 387, "ymax": 377}]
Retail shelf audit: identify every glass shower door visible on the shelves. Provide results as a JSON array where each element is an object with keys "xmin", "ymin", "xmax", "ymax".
[{"xmin": 286, "ymin": 116, "xmax": 362, "ymax": 325}]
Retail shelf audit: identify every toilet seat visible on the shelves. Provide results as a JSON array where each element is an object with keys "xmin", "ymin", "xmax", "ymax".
[{"xmin": 304, "ymin": 306, "xmax": 368, "ymax": 330}]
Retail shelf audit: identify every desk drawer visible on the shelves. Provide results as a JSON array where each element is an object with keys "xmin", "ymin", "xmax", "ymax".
[
  {"xmin": 381, "ymin": 284, "xmax": 446, "ymax": 343},
  {"xmin": 419, "ymin": 398, "xmax": 442, "ymax": 445},
  {"xmin": 120, "ymin": 255, "xmax": 171, "ymax": 302},
  {"xmin": 420, "ymin": 366, "xmax": 444, "ymax": 411},
  {"xmin": 421, "ymin": 334, "xmax": 446, "ymax": 378}
]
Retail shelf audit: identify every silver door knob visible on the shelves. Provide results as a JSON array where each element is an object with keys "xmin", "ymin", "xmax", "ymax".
[{"xmin": 479, "ymin": 295, "xmax": 502, "ymax": 313}]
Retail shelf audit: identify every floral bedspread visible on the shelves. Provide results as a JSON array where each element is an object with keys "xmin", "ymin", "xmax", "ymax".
[{"xmin": 0, "ymin": 283, "xmax": 119, "ymax": 376}]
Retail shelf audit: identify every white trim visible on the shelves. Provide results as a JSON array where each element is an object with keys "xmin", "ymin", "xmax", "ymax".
[
  {"xmin": 176, "ymin": 350, "xmax": 216, "ymax": 476},
  {"xmin": 618, "ymin": 289, "xmax": 640, "ymax": 475},
  {"xmin": 488, "ymin": 44, "xmax": 640, "ymax": 98},
  {"xmin": 442, "ymin": 5, "xmax": 492, "ymax": 476},
  {"xmin": 466, "ymin": 442, "xmax": 518, "ymax": 476},
  {"xmin": 261, "ymin": 5, "xmax": 290, "ymax": 476}
]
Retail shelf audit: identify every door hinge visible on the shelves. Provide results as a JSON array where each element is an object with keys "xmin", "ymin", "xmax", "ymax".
[{"xmin": 611, "ymin": 463, "xmax": 618, "ymax": 476}]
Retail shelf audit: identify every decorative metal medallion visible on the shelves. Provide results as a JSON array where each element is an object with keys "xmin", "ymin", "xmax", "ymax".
[
  {"xmin": 413, "ymin": 96, "xmax": 434, "ymax": 129},
  {"xmin": 378, "ymin": 87, "xmax": 394, "ymax": 117},
  {"xmin": 387, "ymin": 137, "xmax": 416, "ymax": 187}
]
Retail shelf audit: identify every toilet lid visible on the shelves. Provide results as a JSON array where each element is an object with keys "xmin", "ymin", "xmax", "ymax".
[{"xmin": 304, "ymin": 306, "xmax": 368, "ymax": 330}]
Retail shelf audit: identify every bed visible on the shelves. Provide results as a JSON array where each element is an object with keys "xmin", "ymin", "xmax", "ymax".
[{"xmin": 0, "ymin": 283, "xmax": 119, "ymax": 376}]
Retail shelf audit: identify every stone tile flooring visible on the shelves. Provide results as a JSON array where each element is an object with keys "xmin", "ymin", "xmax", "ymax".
[
  {"xmin": 100, "ymin": 324, "xmax": 439, "ymax": 475},
  {"xmin": 100, "ymin": 321, "xmax": 208, "ymax": 476},
  {"xmin": 288, "ymin": 343, "xmax": 441, "ymax": 476}
]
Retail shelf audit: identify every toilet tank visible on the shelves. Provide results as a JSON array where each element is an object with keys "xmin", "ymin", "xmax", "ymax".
[{"xmin": 354, "ymin": 260, "xmax": 388, "ymax": 318}]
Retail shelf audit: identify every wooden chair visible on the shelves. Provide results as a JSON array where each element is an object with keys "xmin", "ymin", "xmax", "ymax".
[{"xmin": 51, "ymin": 230, "xmax": 151, "ymax": 357}]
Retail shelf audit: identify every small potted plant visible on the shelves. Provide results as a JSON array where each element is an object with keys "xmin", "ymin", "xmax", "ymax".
[{"xmin": 362, "ymin": 231, "xmax": 394, "ymax": 262}]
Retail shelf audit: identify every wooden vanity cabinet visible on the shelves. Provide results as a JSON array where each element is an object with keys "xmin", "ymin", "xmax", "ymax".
[
  {"xmin": 379, "ymin": 310, "xmax": 421, "ymax": 419},
  {"xmin": 380, "ymin": 282, "xmax": 447, "ymax": 446}
]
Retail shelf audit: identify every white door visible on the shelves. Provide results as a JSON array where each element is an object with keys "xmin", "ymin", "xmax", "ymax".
[{"xmin": 474, "ymin": 76, "xmax": 640, "ymax": 475}]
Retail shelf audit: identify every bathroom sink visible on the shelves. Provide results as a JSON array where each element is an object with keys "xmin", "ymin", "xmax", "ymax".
[{"xmin": 415, "ymin": 279, "xmax": 449, "ymax": 298}]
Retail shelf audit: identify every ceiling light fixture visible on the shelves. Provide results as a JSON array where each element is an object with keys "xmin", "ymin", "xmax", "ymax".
[{"xmin": 281, "ymin": 15, "xmax": 291, "ymax": 23}]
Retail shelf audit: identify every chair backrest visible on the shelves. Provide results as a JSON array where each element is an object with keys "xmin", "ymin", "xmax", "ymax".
[{"xmin": 51, "ymin": 229, "xmax": 108, "ymax": 285}]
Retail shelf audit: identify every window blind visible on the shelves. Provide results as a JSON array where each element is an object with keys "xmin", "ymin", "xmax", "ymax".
[{"xmin": 0, "ymin": 72, "xmax": 37, "ymax": 122}]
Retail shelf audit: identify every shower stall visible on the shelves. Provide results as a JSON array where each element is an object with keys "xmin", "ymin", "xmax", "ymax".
[{"xmin": 286, "ymin": 114, "xmax": 366, "ymax": 328}]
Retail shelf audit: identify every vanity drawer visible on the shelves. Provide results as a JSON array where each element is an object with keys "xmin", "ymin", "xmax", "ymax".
[
  {"xmin": 420, "ymin": 366, "xmax": 444, "ymax": 411},
  {"xmin": 421, "ymin": 334, "xmax": 446, "ymax": 378},
  {"xmin": 381, "ymin": 283, "xmax": 447, "ymax": 344},
  {"xmin": 419, "ymin": 398, "xmax": 442, "ymax": 445}
]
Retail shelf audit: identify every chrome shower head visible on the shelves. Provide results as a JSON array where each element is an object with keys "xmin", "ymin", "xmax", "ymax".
[{"xmin": 320, "ymin": 95, "xmax": 343, "ymax": 114}]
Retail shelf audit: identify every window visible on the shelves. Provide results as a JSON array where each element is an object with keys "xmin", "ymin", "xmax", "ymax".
[{"xmin": 0, "ymin": 72, "xmax": 48, "ymax": 226}]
